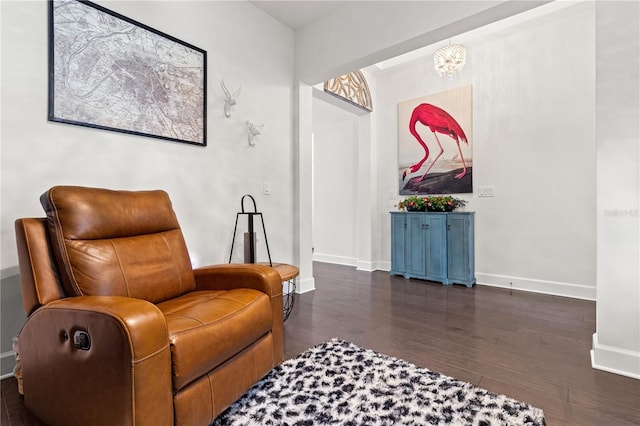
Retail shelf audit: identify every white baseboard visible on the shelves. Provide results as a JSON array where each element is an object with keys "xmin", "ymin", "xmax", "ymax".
[
  {"xmin": 591, "ymin": 333, "xmax": 640, "ymax": 379},
  {"xmin": 308, "ymin": 260, "xmax": 597, "ymax": 302},
  {"xmin": 476, "ymin": 272, "xmax": 596, "ymax": 300},
  {"xmin": 0, "ymin": 351, "xmax": 16, "ymax": 379},
  {"xmin": 376, "ymin": 261, "xmax": 391, "ymax": 272},
  {"xmin": 312, "ymin": 256, "xmax": 391, "ymax": 273},
  {"xmin": 312, "ymin": 253, "xmax": 358, "ymax": 267},
  {"xmin": 356, "ymin": 260, "xmax": 375, "ymax": 272},
  {"xmin": 1, "ymin": 266, "xmax": 19, "ymax": 279},
  {"xmin": 297, "ymin": 276, "xmax": 315, "ymax": 294}
]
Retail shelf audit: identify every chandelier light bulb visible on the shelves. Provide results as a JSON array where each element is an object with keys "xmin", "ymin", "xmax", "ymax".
[{"xmin": 434, "ymin": 43, "xmax": 467, "ymax": 79}]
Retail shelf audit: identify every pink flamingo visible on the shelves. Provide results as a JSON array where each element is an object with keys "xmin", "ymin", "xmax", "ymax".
[{"xmin": 402, "ymin": 103, "xmax": 469, "ymax": 182}]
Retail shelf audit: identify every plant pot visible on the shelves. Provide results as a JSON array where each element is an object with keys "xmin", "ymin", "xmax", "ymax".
[{"xmin": 406, "ymin": 206, "xmax": 425, "ymax": 212}]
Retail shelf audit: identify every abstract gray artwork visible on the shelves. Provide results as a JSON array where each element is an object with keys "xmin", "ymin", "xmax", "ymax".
[{"xmin": 49, "ymin": 0, "xmax": 207, "ymax": 145}]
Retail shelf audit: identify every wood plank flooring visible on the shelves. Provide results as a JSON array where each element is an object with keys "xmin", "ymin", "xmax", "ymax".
[
  {"xmin": 2, "ymin": 262, "xmax": 639, "ymax": 425},
  {"xmin": 284, "ymin": 263, "xmax": 639, "ymax": 426}
]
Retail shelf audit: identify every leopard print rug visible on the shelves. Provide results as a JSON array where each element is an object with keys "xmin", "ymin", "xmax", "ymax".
[{"xmin": 212, "ymin": 338, "xmax": 546, "ymax": 425}]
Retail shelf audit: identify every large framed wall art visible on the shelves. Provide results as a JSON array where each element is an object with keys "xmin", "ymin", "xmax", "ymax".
[
  {"xmin": 398, "ymin": 85, "xmax": 472, "ymax": 194},
  {"xmin": 48, "ymin": 0, "xmax": 207, "ymax": 146}
]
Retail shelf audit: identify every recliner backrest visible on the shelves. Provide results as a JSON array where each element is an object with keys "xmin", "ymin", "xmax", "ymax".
[{"xmin": 40, "ymin": 186, "xmax": 196, "ymax": 303}]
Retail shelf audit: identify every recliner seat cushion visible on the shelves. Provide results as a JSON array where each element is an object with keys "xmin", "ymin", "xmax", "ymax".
[{"xmin": 158, "ymin": 288, "xmax": 273, "ymax": 391}]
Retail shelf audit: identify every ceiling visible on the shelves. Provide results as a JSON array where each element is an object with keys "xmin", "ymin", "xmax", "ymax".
[
  {"xmin": 249, "ymin": 1, "xmax": 348, "ymax": 29},
  {"xmin": 250, "ymin": 1, "xmax": 580, "ymax": 72}
]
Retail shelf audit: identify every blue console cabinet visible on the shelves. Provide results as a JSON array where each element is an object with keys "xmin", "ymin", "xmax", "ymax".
[{"xmin": 390, "ymin": 212, "xmax": 475, "ymax": 287}]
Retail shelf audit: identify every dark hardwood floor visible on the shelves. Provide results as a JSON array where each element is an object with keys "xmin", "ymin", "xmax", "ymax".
[{"xmin": 2, "ymin": 262, "xmax": 639, "ymax": 425}]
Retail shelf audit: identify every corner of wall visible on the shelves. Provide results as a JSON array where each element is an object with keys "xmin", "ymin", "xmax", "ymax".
[
  {"xmin": 296, "ymin": 276, "xmax": 315, "ymax": 294},
  {"xmin": 591, "ymin": 333, "xmax": 640, "ymax": 380}
]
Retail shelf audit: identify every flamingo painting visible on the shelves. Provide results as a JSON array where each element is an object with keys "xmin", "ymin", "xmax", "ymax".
[{"xmin": 402, "ymin": 103, "xmax": 469, "ymax": 183}]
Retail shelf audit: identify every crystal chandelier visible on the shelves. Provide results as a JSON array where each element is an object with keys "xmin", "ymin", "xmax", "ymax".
[{"xmin": 434, "ymin": 42, "xmax": 466, "ymax": 79}]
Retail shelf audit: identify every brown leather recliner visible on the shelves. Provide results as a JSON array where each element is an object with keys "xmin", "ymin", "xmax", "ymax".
[{"xmin": 14, "ymin": 186, "xmax": 284, "ymax": 426}]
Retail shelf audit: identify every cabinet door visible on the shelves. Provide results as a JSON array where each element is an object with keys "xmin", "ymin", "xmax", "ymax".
[
  {"xmin": 424, "ymin": 215, "xmax": 447, "ymax": 282},
  {"xmin": 390, "ymin": 214, "xmax": 406, "ymax": 274},
  {"xmin": 406, "ymin": 214, "xmax": 426, "ymax": 276},
  {"xmin": 446, "ymin": 214, "xmax": 475, "ymax": 286}
]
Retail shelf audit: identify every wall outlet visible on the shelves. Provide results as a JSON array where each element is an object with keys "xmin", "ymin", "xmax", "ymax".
[{"xmin": 478, "ymin": 186, "xmax": 495, "ymax": 197}]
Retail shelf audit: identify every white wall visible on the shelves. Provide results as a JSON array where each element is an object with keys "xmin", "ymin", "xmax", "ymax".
[
  {"xmin": 1, "ymin": 0, "xmax": 295, "ymax": 269},
  {"xmin": 375, "ymin": 2, "xmax": 597, "ymax": 299},
  {"xmin": 592, "ymin": 1, "xmax": 640, "ymax": 379},
  {"xmin": 0, "ymin": 0, "xmax": 295, "ymax": 376},
  {"xmin": 293, "ymin": 0, "xmax": 550, "ymax": 292},
  {"xmin": 2, "ymin": 0, "xmax": 637, "ymax": 381},
  {"xmin": 312, "ymin": 98, "xmax": 359, "ymax": 266},
  {"xmin": 303, "ymin": 0, "xmax": 639, "ymax": 379},
  {"xmin": 310, "ymin": 68, "xmax": 379, "ymax": 271}
]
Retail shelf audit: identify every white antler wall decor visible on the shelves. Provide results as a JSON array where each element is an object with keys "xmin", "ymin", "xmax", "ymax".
[
  {"xmin": 221, "ymin": 79, "xmax": 241, "ymax": 118},
  {"xmin": 246, "ymin": 121, "xmax": 264, "ymax": 146}
]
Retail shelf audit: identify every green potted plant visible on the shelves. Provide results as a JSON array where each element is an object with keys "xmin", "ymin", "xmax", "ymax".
[
  {"xmin": 397, "ymin": 195, "xmax": 427, "ymax": 211},
  {"xmin": 448, "ymin": 196, "xmax": 467, "ymax": 211},
  {"xmin": 398, "ymin": 195, "xmax": 467, "ymax": 212},
  {"xmin": 425, "ymin": 196, "xmax": 445, "ymax": 211}
]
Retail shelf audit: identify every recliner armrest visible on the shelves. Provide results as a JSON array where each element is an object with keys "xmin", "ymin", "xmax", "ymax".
[
  {"xmin": 19, "ymin": 296, "xmax": 173, "ymax": 426},
  {"xmin": 194, "ymin": 264, "xmax": 282, "ymax": 297}
]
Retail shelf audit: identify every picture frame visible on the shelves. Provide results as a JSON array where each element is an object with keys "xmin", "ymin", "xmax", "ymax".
[
  {"xmin": 48, "ymin": 0, "xmax": 207, "ymax": 146},
  {"xmin": 398, "ymin": 85, "xmax": 473, "ymax": 195}
]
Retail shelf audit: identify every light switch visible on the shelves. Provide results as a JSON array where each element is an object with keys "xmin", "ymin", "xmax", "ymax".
[{"xmin": 263, "ymin": 181, "xmax": 271, "ymax": 195}]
